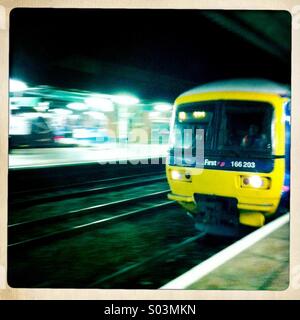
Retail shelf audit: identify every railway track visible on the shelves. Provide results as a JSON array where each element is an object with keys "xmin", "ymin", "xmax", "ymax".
[
  {"xmin": 8, "ymin": 180, "xmax": 242, "ymax": 289},
  {"xmin": 87, "ymin": 232, "xmax": 207, "ymax": 288},
  {"xmin": 8, "ymin": 189, "xmax": 174, "ymax": 248},
  {"xmin": 8, "ymin": 169, "xmax": 239, "ymax": 289},
  {"xmin": 9, "ymin": 171, "xmax": 166, "ymax": 208},
  {"xmin": 24, "ymin": 206, "xmax": 237, "ymax": 289}
]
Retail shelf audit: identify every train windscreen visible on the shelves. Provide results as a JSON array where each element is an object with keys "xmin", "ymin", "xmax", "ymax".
[
  {"xmin": 217, "ymin": 102, "xmax": 273, "ymax": 156},
  {"xmin": 171, "ymin": 104, "xmax": 216, "ymax": 151},
  {"xmin": 171, "ymin": 100, "xmax": 273, "ymax": 158}
]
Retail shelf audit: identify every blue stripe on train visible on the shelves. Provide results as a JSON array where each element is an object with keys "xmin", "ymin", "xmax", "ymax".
[{"xmin": 168, "ymin": 155, "xmax": 275, "ymax": 173}]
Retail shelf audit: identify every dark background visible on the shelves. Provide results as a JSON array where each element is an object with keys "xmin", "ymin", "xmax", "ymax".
[{"xmin": 9, "ymin": 9, "xmax": 291, "ymax": 101}]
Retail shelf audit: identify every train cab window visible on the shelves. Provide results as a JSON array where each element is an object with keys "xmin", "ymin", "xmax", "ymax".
[
  {"xmin": 218, "ymin": 101, "xmax": 273, "ymax": 155},
  {"xmin": 173, "ymin": 103, "xmax": 216, "ymax": 150}
]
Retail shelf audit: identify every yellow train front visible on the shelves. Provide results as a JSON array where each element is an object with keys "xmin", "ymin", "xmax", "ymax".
[{"xmin": 166, "ymin": 79, "xmax": 290, "ymax": 236}]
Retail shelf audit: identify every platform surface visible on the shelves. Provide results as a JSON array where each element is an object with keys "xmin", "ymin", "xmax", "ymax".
[{"xmin": 188, "ymin": 223, "xmax": 289, "ymax": 290}]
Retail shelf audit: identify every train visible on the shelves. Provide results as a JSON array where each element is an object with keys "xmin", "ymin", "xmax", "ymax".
[
  {"xmin": 9, "ymin": 106, "xmax": 54, "ymax": 149},
  {"xmin": 166, "ymin": 79, "xmax": 290, "ymax": 236}
]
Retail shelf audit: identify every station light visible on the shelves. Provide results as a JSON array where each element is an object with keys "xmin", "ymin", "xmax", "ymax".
[
  {"xmin": 85, "ymin": 96, "xmax": 114, "ymax": 112},
  {"xmin": 21, "ymin": 113, "xmax": 41, "ymax": 119},
  {"xmin": 69, "ymin": 114, "xmax": 80, "ymax": 120},
  {"xmin": 66, "ymin": 102, "xmax": 88, "ymax": 111},
  {"xmin": 149, "ymin": 111, "xmax": 161, "ymax": 119},
  {"xmin": 50, "ymin": 108, "xmax": 73, "ymax": 115},
  {"xmin": 112, "ymin": 94, "xmax": 140, "ymax": 105},
  {"xmin": 83, "ymin": 111, "xmax": 106, "ymax": 120},
  {"xmin": 9, "ymin": 79, "xmax": 28, "ymax": 92},
  {"xmin": 34, "ymin": 102, "xmax": 50, "ymax": 112},
  {"xmin": 154, "ymin": 103, "xmax": 172, "ymax": 112}
]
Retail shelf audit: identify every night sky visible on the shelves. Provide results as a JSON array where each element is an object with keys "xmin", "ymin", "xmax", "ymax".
[{"xmin": 9, "ymin": 9, "xmax": 291, "ymax": 101}]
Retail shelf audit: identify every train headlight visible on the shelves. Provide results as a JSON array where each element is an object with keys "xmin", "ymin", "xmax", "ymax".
[
  {"xmin": 241, "ymin": 175, "xmax": 271, "ymax": 189},
  {"xmin": 171, "ymin": 170, "xmax": 183, "ymax": 180},
  {"xmin": 249, "ymin": 176, "xmax": 263, "ymax": 188},
  {"xmin": 170, "ymin": 170, "xmax": 192, "ymax": 182}
]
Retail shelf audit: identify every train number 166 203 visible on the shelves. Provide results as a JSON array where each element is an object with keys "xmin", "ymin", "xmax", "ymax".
[{"xmin": 230, "ymin": 161, "xmax": 256, "ymax": 168}]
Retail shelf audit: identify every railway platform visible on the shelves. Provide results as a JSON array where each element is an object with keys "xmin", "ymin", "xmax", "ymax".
[
  {"xmin": 162, "ymin": 214, "xmax": 289, "ymax": 290},
  {"xmin": 9, "ymin": 143, "xmax": 168, "ymax": 169}
]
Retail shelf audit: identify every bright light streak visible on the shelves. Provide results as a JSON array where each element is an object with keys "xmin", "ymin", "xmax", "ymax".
[
  {"xmin": 69, "ymin": 114, "xmax": 80, "ymax": 120},
  {"xmin": 10, "ymin": 79, "xmax": 28, "ymax": 92},
  {"xmin": 149, "ymin": 111, "xmax": 161, "ymax": 119},
  {"xmin": 112, "ymin": 94, "xmax": 140, "ymax": 105},
  {"xmin": 21, "ymin": 113, "xmax": 40, "ymax": 119},
  {"xmin": 35, "ymin": 102, "xmax": 50, "ymax": 112},
  {"xmin": 85, "ymin": 96, "xmax": 114, "ymax": 112},
  {"xmin": 154, "ymin": 103, "xmax": 172, "ymax": 112},
  {"xmin": 67, "ymin": 102, "xmax": 88, "ymax": 111},
  {"xmin": 50, "ymin": 108, "xmax": 73, "ymax": 115}
]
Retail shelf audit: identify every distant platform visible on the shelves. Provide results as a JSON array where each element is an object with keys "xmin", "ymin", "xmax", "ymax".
[
  {"xmin": 162, "ymin": 214, "xmax": 289, "ymax": 290},
  {"xmin": 9, "ymin": 144, "xmax": 168, "ymax": 169}
]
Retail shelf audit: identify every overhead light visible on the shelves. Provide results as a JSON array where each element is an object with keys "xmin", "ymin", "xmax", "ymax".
[
  {"xmin": 69, "ymin": 114, "xmax": 80, "ymax": 120},
  {"xmin": 34, "ymin": 102, "xmax": 50, "ymax": 112},
  {"xmin": 9, "ymin": 79, "xmax": 28, "ymax": 92},
  {"xmin": 85, "ymin": 96, "xmax": 114, "ymax": 112},
  {"xmin": 149, "ymin": 111, "xmax": 161, "ymax": 119},
  {"xmin": 83, "ymin": 111, "xmax": 106, "ymax": 120},
  {"xmin": 112, "ymin": 94, "xmax": 140, "ymax": 105},
  {"xmin": 154, "ymin": 103, "xmax": 172, "ymax": 112},
  {"xmin": 38, "ymin": 101, "xmax": 50, "ymax": 107},
  {"xmin": 66, "ymin": 102, "xmax": 87, "ymax": 111},
  {"xmin": 20, "ymin": 113, "xmax": 40, "ymax": 119}
]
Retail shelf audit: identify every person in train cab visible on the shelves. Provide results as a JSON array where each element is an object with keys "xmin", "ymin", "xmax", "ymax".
[{"xmin": 241, "ymin": 124, "xmax": 267, "ymax": 149}]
